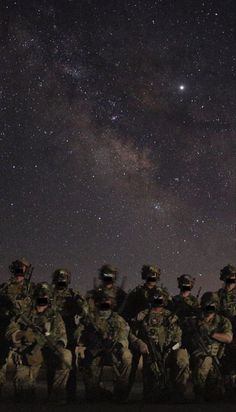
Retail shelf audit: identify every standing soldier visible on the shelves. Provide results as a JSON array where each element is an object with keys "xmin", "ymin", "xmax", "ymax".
[
  {"xmin": 5, "ymin": 282, "xmax": 72, "ymax": 402},
  {"xmin": 121, "ymin": 265, "xmax": 172, "ymax": 324},
  {"xmin": 133, "ymin": 290, "xmax": 190, "ymax": 402},
  {"xmin": 86, "ymin": 264, "xmax": 126, "ymax": 313},
  {"xmin": 187, "ymin": 292, "xmax": 232, "ymax": 401},
  {"xmin": 173, "ymin": 275, "xmax": 199, "ymax": 319},
  {"xmin": 76, "ymin": 291, "xmax": 135, "ymax": 402},
  {"xmin": 217, "ymin": 264, "xmax": 236, "ymax": 390},
  {"xmin": 0, "ymin": 258, "xmax": 34, "ymax": 396},
  {"xmin": 51, "ymin": 268, "xmax": 86, "ymax": 401}
]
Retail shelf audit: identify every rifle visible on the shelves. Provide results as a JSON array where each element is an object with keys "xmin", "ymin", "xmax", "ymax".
[
  {"xmin": 188, "ymin": 318, "xmax": 222, "ymax": 379},
  {"xmin": 141, "ymin": 322, "xmax": 177, "ymax": 389},
  {"xmin": 16, "ymin": 312, "xmax": 71, "ymax": 368}
]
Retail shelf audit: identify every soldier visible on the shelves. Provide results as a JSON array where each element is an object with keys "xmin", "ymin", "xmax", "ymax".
[
  {"xmin": 121, "ymin": 265, "xmax": 172, "ymax": 391},
  {"xmin": 0, "ymin": 258, "xmax": 34, "ymax": 396},
  {"xmin": 173, "ymin": 275, "xmax": 199, "ymax": 319},
  {"xmin": 51, "ymin": 268, "xmax": 86, "ymax": 401},
  {"xmin": 76, "ymin": 291, "xmax": 146, "ymax": 402},
  {"xmin": 5, "ymin": 282, "xmax": 72, "ymax": 402},
  {"xmin": 133, "ymin": 290, "xmax": 190, "ymax": 402},
  {"xmin": 187, "ymin": 292, "xmax": 232, "ymax": 401},
  {"xmin": 86, "ymin": 264, "xmax": 126, "ymax": 313},
  {"xmin": 217, "ymin": 264, "xmax": 236, "ymax": 390},
  {"xmin": 121, "ymin": 265, "xmax": 172, "ymax": 324}
]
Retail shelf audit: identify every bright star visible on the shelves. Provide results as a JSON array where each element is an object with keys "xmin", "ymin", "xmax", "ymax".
[{"xmin": 179, "ymin": 85, "xmax": 185, "ymax": 91}]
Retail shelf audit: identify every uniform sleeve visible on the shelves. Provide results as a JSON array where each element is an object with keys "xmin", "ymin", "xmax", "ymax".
[
  {"xmin": 115, "ymin": 316, "xmax": 130, "ymax": 348},
  {"xmin": 220, "ymin": 316, "xmax": 233, "ymax": 339}
]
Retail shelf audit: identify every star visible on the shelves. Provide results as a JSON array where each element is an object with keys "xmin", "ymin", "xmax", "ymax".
[{"xmin": 179, "ymin": 85, "xmax": 185, "ymax": 91}]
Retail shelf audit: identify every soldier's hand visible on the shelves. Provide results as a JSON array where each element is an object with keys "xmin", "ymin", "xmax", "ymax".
[
  {"xmin": 24, "ymin": 328, "xmax": 36, "ymax": 343},
  {"xmin": 75, "ymin": 345, "xmax": 86, "ymax": 360},
  {"xmin": 138, "ymin": 341, "xmax": 149, "ymax": 355}
]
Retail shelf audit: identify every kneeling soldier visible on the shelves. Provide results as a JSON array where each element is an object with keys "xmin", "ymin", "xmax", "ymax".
[
  {"xmin": 187, "ymin": 292, "xmax": 233, "ymax": 401},
  {"xmin": 76, "ymin": 291, "xmax": 136, "ymax": 402},
  {"xmin": 134, "ymin": 290, "xmax": 190, "ymax": 402},
  {"xmin": 6, "ymin": 282, "xmax": 72, "ymax": 402}
]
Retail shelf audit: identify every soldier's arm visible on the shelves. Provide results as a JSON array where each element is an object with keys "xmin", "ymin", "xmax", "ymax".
[{"xmin": 211, "ymin": 317, "xmax": 233, "ymax": 344}]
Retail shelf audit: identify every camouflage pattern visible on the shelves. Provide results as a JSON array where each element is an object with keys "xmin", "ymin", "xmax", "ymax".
[
  {"xmin": 0, "ymin": 266, "xmax": 34, "ymax": 394},
  {"xmin": 121, "ymin": 283, "xmax": 172, "ymax": 323},
  {"xmin": 86, "ymin": 285, "xmax": 126, "ymax": 313},
  {"xmin": 77, "ymin": 310, "xmax": 132, "ymax": 401},
  {"xmin": 5, "ymin": 306, "xmax": 72, "ymax": 401},
  {"xmin": 134, "ymin": 308, "xmax": 189, "ymax": 400},
  {"xmin": 218, "ymin": 282, "xmax": 236, "ymax": 385},
  {"xmin": 51, "ymin": 283, "xmax": 86, "ymax": 400},
  {"xmin": 187, "ymin": 311, "xmax": 232, "ymax": 399}
]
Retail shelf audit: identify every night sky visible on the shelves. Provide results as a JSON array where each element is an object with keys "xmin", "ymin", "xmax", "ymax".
[{"xmin": 0, "ymin": 0, "xmax": 235, "ymax": 294}]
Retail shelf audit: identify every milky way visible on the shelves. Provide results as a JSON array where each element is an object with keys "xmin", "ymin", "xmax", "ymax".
[{"xmin": 0, "ymin": 0, "xmax": 235, "ymax": 293}]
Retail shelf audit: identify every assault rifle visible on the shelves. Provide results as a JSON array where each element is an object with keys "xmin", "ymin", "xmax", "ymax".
[
  {"xmin": 141, "ymin": 323, "xmax": 180, "ymax": 390},
  {"xmin": 16, "ymin": 312, "xmax": 71, "ymax": 368},
  {"xmin": 187, "ymin": 318, "xmax": 222, "ymax": 379}
]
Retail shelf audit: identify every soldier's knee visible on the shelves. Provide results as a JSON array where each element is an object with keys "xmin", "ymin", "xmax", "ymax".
[
  {"xmin": 200, "ymin": 356, "xmax": 213, "ymax": 373},
  {"xmin": 176, "ymin": 349, "xmax": 189, "ymax": 368},
  {"xmin": 60, "ymin": 349, "xmax": 72, "ymax": 369},
  {"xmin": 121, "ymin": 348, "xmax": 132, "ymax": 364},
  {"xmin": 15, "ymin": 365, "xmax": 31, "ymax": 382}
]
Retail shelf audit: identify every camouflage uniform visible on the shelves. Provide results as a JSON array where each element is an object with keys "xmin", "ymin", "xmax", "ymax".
[
  {"xmin": 172, "ymin": 275, "xmax": 200, "ymax": 350},
  {"xmin": 187, "ymin": 292, "xmax": 233, "ymax": 400},
  {"xmin": 5, "ymin": 283, "xmax": 72, "ymax": 401},
  {"xmin": 86, "ymin": 264, "xmax": 126, "ymax": 313},
  {"xmin": 134, "ymin": 300, "xmax": 189, "ymax": 401},
  {"xmin": 0, "ymin": 258, "xmax": 34, "ymax": 394},
  {"xmin": 51, "ymin": 268, "xmax": 86, "ymax": 400},
  {"xmin": 217, "ymin": 264, "xmax": 236, "ymax": 386},
  {"xmin": 76, "ymin": 293, "xmax": 133, "ymax": 402},
  {"xmin": 121, "ymin": 265, "xmax": 172, "ymax": 323}
]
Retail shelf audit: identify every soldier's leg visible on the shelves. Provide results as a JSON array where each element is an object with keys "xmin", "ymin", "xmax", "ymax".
[
  {"xmin": 82, "ymin": 352, "xmax": 107, "ymax": 400},
  {"xmin": 66, "ymin": 345, "xmax": 77, "ymax": 401},
  {"xmin": 0, "ymin": 364, "xmax": 7, "ymax": 395},
  {"xmin": 0, "ymin": 338, "xmax": 11, "ymax": 395},
  {"xmin": 193, "ymin": 355, "xmax": 212, "ymax": 398},
  {"xmin": 112, "ymin": 347, "xmax": 132, "ymax": 400},
  {"xmin": 51, "ymin": 348, "xmax": 72, "ymax": 400},
  {"xmin": 142, "ymin": 354, "xmax": 161, "ymax": 401},
  {"xmin": 168, "ymin": 348, "xmax": 190, "ymax": 401},
  {"xmin": 13, "ymin": 348, "xmax": 43, "ymax": 401}
]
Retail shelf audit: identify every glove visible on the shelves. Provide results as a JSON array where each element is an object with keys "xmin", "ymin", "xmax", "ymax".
[
  {"xmin": 23, "ymin": 328, "xmax": 36, "ymax": 343},
  {"xmin": 75, "ymin": 345, "xmax": 86, "ymax": 360}
]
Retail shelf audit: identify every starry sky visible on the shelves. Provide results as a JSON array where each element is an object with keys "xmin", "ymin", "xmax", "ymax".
[{"xmin": 0, "ymin": 0, "xmax": 235, "ymax": 294}]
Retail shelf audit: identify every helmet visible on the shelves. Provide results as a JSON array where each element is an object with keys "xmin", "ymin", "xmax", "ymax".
[
  {"xmin": 220, "ymin": 264, "xmax": 236, "ymax": 281},
  {"xmin": 52, "ymin": 269, "xmax": 71, "ymax": 288},
  {"xmin": 177, "ymin": 274, "xmax": 195, "ymax": 290},
  {"xmin": 98, "ymin": 264, "xmax": 117, "ymax": 283},
  {"xmin": 33, "ymin": 282, "xmax": 52, "ymax": 306},
  {"xmin": 141, "ymin": 265, "xmax": 161, "ymax": 281},
  {"xmin": 201, "ymin": 292, "xmax": 219, "ymax": 312},
  {"xmin": 9, "ymin": 257, "xmax": 31, "ymax": 275}
]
